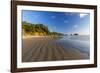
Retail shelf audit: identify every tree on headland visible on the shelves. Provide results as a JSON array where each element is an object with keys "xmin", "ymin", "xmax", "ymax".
[
  {"xmin": 74, "ymin": 33, "xmax": 79, "ymax": 35},
  {"xmin": 70, "ymin": 33, "xmax": 79, "ymax": 36}
]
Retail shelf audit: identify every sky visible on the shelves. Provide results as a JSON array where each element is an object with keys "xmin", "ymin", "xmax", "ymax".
[{"xmin": 22, "ymin": 10, "xmax": 90, "ymax": 35}]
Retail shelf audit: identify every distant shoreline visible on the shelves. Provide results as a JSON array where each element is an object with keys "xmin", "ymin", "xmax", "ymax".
[{"xmin": 22, "ymin": 35, "xmax": 90, "ymax": 40}]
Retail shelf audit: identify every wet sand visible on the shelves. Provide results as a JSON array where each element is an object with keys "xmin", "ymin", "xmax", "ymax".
[{"xmin": 22, "ymin": 36, "xmax": 89, "ymax": 62}]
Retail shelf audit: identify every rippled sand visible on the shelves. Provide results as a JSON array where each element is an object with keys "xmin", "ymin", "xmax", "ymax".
[{"xmin": 22, "ymin": 36, "xmax": 89, "ymax": 62}]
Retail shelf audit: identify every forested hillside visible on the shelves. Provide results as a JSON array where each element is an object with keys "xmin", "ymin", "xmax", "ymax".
[{"xmin": 22, "ymin": 21, "xmax": 63, "ymax": 36}]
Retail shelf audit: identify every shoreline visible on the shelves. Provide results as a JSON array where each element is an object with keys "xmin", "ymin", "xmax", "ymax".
[{"xmin": 22, "ymin": 35, "xmax": 63, "ymax": 39}]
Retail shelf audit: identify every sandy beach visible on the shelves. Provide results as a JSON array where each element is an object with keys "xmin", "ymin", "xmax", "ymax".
[{"xmin": 22, "ymin": 36, "xmax": 89, "ymax": 62}]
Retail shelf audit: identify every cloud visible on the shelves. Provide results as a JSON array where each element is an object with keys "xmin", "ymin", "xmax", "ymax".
[
  {"xmin": 79, "ymin": 13, "xmax": 88, "ymax": 18},
  {"xmin": 73, "ymin": 25, "xmax": 78, "ymax": 28}
]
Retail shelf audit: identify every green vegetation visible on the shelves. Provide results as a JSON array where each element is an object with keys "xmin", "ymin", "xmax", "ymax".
[{"xmin": 22, "ymin": 21, "xmax": 63, "ymax": 36}]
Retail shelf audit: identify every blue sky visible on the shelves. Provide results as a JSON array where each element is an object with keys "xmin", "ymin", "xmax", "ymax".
[{"xmin": 22, "ymin": 10, "xmax": 90, "ymax": 35}]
